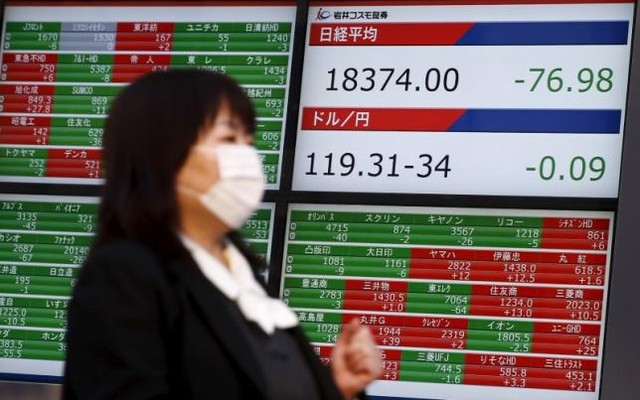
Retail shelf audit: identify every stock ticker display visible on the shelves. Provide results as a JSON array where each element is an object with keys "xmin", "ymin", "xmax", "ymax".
[
  {"xmin": 281, "ymin": 204, "xmax": 612, "ymax": 399},
  {"xmin": 0, "ymin": 2, "xmax": 635, "ymax": 400},
  {"xmin": 0, "ymin": 3, "xmax": 296, "ymax": 188}
]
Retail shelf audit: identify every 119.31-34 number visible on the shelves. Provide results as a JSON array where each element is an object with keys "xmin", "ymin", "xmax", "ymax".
[{"xmin": 305, "ymin": 152, "xmax": 451, "ymax": 178}]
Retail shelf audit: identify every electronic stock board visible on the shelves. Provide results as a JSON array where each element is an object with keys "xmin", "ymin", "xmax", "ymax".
[
  {"xmin": 1, "ymin": 1, "xmax": 640, "ymax": 400},
  {"xmin": 0, "ymin": 0, "xmax": 290, "ymax": 382},
  {"xmin": 281, "ymin": 1, "xmax": 637, "ymax": 400}
]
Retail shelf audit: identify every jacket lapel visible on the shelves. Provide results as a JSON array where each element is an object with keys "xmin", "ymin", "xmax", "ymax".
[{"xmin": 166, "ymin": 254, "xmax": 269, "ymax": 399}]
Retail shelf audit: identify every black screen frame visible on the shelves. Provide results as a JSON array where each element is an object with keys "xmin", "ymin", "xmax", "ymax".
[{"xmin": 0, "ymin": 1, "xmax": 637, "ymax": 399}]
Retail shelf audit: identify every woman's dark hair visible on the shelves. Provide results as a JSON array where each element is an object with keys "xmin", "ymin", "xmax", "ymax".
[{"xmin": 94, "ymin": 69, "xmax": 257, "ymax": 260}]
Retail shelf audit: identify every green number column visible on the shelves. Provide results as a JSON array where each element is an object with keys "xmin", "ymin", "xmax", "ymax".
[{"xmin": 0, "ymin": 196, "xmax": 97, "ymax": 362}]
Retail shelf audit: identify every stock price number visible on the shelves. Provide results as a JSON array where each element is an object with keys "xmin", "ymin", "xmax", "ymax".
[
  {"xmin": 326, "ymin": 67, "xmax": 459, "ymax": 92},
  {"xmin": 518, "ymin": 67, "xmax": 614, "ymax": 93},
  {"xmin": 305, "ymin": 152, "xmax": 451, "ymax": 179},
  {"xmin": 526, "ymin": 156, "xmax": 605, "ymax": 182}
]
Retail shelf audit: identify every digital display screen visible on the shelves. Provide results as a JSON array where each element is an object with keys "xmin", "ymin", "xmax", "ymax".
[
  {"xmin": 0, "ymin": 194, "xmax": 96, "ymax": 379},
  {"xmin": 1, "ymin": 0, "xmax": 637, "ymax": 397},
  {"xmin": 0, "ymin": 1, "xmax": 296, "ymax": 188},
  {"xmin": 281, "ymin": 204, "xmax": 613, "ymax": 400},
  {"xmin": 292, "ymin": 1, "xmax": 634, "ymax": 197},
  {"xmin": 0, "ymin": 194, "xmax": 275, "ymax": 380},
  {"xmin": 243, "ymin": 204, "xmax": 276, "ymax": 262}
]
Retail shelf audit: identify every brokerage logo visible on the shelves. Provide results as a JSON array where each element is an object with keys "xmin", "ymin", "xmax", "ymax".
[
  {"xmin": 315, "ymin": 8, "xmax": 332, "ymax": 20},
  {"xmin": 314, "ymin": 8, "xmax": 389, "ymax": 21}
]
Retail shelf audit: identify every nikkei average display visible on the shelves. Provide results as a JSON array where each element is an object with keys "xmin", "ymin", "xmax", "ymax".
[{"xmin": 292, "ymin": 0, "xmax": 633, "ymax": 198}]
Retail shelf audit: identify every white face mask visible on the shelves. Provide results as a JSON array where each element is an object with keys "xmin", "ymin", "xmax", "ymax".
[{"xmin": 179, "ymin": 144, "xmax": 265, "ymax": 229}]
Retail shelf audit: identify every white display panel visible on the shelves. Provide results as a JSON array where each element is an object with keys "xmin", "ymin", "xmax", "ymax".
[{"xmin": 292, "ymin": 1, "xmax": 634, "ymax": 198}]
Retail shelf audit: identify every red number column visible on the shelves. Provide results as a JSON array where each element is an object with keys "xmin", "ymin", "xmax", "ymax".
[
  {"xmin": 113, "ymin": 23, "xmax": 174, "ymax": 83},
  {"xmin": 346, "ymin": 312, "xmax": 470, "ymax": 351},
  {"xmin": 1, "ymin": 52, "xmax": 59, "ymax": 83},
  {"xmin": 465, "ymin": 354, "xmax": 598, "ymax": 391},
  {"xmin": 46, "ymin": 148, "xmax": 102, "ymax": 178},
  {"xmin": 0, "ymin": 96, "xmax": 54, "ymax": 146},
  {"xmin": 542, "ymin": 218, "xmax": 611, "ymax": 251},
  {"xmin": 343, "ymin": 280, "xmax": 408, "ymax": 313}
]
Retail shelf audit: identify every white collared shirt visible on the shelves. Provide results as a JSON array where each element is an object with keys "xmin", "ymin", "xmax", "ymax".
[{"xmin": 179, "ymin": 233, "xmax": 298, "ymax": 335}]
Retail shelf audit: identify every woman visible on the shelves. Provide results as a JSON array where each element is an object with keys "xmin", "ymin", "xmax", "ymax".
[{"xmin": 63, "ymin": 70, "xmax": 381, "ymax": 399}]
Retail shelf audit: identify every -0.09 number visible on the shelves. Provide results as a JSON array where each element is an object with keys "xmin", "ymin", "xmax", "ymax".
[{"xmin": 535, "ymin": 156, "xmax": 605, "ymax": 181}]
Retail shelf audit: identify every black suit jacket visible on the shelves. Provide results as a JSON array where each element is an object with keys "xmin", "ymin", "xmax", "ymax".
[{"xmin": 63, "ymin": 239, "xmax": 345, "ymax": 400}]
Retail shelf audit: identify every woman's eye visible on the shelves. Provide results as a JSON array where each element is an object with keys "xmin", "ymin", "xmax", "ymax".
[{"xmin": 214, "ymin": 130, "xmax": 245, "ymax": 144}]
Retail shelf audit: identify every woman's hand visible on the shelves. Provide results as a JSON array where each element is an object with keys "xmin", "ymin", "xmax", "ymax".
[{"xmin": 331, "ymin": 319, "xmax": 382, "ymax": 399}]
